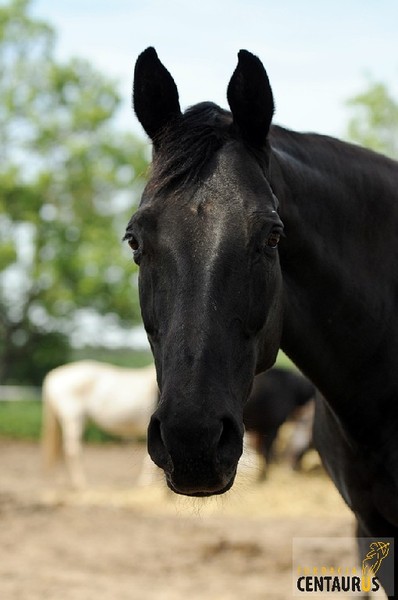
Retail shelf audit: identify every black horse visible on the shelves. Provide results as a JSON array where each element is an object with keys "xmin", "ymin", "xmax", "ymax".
[
  {"xmin": 244, "ymin": 368, "xmax": 315, "ymax": 475},
  {"xmin": 126, "ymin": 48, "xmax": 398, "ymax": 595}
]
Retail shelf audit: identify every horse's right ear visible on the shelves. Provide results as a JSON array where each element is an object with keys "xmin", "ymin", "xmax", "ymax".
[{"xmin": 133, "ymin": 47, "xmax": 181, "ymax": 143}]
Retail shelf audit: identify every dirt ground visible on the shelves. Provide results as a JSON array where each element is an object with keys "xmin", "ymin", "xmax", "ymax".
[{"xmin": 0, "ymin": 438, "xmax": 357, "ymax": 600}]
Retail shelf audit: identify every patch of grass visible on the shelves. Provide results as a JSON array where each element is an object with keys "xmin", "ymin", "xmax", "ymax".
[
  {"xmin": 84, "ymin": 424, "xmax": 120, "ymax": 443},
  {"xmin": 0, "ymin": 401, "xmax": 42, "ymax": 440},
  {"xmin": 0, "ymin": 400, "xmax": 121, "ymax": 443}
]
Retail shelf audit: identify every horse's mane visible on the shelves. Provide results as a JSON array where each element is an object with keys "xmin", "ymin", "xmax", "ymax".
[
  {"xmin": 269, "ymin": 124, "xmax": 398, "ymax": 208},
  {"xmin": 150, "ymin": 102, "xmax": 232, "ymax": 195},
  {"xmin": 270, "ymin": 125, "xmax": 398, "ymax": 180}
]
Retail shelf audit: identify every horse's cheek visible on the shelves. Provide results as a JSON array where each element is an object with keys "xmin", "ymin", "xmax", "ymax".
[{"xmin": 244, "ymin": 262, "xmax": 272, "ymax": 335}]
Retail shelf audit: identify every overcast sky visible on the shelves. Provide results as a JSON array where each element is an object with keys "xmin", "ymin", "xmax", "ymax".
[{"xmin": 31, "ymin": 0, "xmax": 398, "ymax": 141}]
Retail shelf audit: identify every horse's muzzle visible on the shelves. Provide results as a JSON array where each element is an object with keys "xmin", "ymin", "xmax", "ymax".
[
  {"xmin": 165, "ymin": 470, "xmax": 237, "ymax": 497},
  {"xmin": 147, "ymin": 411, "xmax": 243, "ymax": 497}
]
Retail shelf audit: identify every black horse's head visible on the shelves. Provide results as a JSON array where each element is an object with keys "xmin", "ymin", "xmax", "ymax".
[{"xmin": 125, "ymin": 48, "xmax": 284, "ymax": 496}]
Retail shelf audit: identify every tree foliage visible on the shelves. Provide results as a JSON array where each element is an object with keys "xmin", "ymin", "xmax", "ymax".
[
  {"xmin": 346, "ymin": 78, "xmax": 398, "ymax": 159},
  {"xmin": 0, "ymin": 0, "xmax": 148, "ymax": 383}
]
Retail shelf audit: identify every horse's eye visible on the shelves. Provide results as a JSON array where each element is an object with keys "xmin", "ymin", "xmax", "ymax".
[
  {"xmin": 128, "ymin": 236, "xmax": 139, "ymax": 252},
  {"xmin": 123, "ymin": 233, "xmax": 142, "ymax": 264},
  {"xmin": 266, "ymin": 232, "xmax": 281, "ymax": 249}
]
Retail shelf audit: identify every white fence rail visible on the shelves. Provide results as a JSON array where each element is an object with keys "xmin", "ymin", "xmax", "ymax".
[{"xmin": 0, "ymin": 386, "xmax": 41, "ymax": 401}]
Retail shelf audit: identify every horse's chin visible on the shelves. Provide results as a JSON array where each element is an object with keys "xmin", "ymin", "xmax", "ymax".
[{"xmin": 164, "ymin": 471, "xmax": 236, "ymax": 497}]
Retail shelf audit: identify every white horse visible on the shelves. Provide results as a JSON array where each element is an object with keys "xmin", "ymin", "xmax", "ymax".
[{"xmin": 41, "ymin": 360, "xmax": 158, "ymax": 488}]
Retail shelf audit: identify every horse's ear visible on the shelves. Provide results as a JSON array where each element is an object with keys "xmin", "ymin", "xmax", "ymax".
[
  {"xmin": 227, "ymin": 50, "xmax": 274, "ymax": 148},
  {"xmin": 133, "ymin": 47, "xmax": 181, "ymax": 143}
]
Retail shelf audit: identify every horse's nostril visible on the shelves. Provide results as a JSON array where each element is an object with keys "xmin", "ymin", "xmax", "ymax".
[
  {"xmin": 147, "ymin": 416, "xmax": 173, "ymax": 473},
  {"xmin": 217, "ymin": 417, "xmax": 243, "ymax": 468}
]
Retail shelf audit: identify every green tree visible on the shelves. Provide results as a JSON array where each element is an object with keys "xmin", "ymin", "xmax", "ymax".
[
  {"xmin": 0, "ymin": 0, "xmax": 148, "ymax": 384},
  {"xmin": 346, "ymin": 78, "xmax": 398, "ymax": 159}
]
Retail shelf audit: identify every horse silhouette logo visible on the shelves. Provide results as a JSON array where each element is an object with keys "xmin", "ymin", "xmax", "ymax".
[{"xmin": 361, "ymin": 541, "xmax": 390, "ymax": 591}]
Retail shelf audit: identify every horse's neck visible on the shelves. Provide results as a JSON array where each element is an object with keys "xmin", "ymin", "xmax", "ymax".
[{"xmin": 271, "ymin": 131, "xmax": 398, "ymax": 438}]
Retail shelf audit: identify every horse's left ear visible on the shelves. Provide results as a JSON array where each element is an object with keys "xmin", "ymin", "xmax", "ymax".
[
  {"xmin": 133, "ymin": 47, "xmax": 181, "ymax": 144},
  {"xmin": 227, "ymin": 50, "xmax": 274, "ymax": 148}
]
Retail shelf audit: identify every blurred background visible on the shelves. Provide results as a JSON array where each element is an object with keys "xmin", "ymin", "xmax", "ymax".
[{"xmin": 0, "ymin": 1, "xmax": 397, "ymax": 598}]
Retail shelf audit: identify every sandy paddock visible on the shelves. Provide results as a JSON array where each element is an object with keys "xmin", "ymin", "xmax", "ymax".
[{"xmin": 0, "ymin": 439, "xmax": 356, "ymax": 599}]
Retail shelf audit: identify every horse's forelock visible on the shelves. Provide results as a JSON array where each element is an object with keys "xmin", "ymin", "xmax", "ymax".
[{"xmin": 149, "ymin": 102, "xmax": 232, "ymax": 196}]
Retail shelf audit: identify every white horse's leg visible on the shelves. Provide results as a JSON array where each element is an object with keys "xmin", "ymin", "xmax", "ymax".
[
  {"xmin": 61, "ymin": 414, "xmax": 87, "ymax": 489},
  {"xmin": 237, "ymin": 432, "xmax": 262, "ymax": 481}
]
